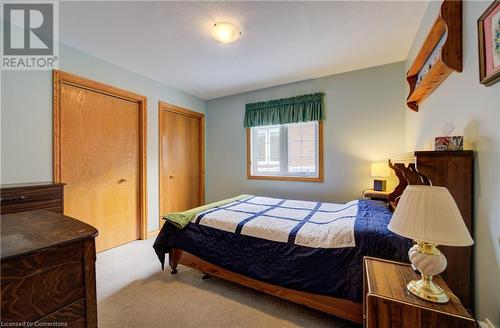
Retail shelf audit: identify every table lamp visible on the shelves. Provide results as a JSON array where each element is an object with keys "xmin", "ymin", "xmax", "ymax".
[
  {"xmin": 371, "ymin": 162, "xmax": 390, "ymax": 191},
  {"xmin": 388, "ymin": 185, "xmax": 473, "ymax": 303}
]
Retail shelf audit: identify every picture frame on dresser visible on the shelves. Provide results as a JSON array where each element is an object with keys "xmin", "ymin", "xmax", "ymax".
[{"xmin": 478, "ymin": 0, "xmax": 500, "ymax": 86}]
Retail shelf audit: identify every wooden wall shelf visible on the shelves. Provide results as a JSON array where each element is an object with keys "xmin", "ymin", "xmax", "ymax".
[{"xmin": 406, "ymin": 0, "xmax": 462, "ymax": 111}]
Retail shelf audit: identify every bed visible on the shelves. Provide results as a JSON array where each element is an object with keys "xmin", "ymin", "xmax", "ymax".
[
  {"xmin": 153, "ymin": 196, "xmax": 411, "ymax": 323},
  {"xmin": 153, "ymin": 151, "xmax": 474, "ymax": 323}
]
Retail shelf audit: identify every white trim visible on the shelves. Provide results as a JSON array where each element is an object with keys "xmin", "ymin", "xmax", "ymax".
[{"xmin": 477, "ymin": 319, "xmax": 497, "ymax": 328}]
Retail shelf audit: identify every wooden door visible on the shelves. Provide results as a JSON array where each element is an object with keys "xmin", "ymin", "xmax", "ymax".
[
  {"xmin": 53, "ymin": 71, "xmax": 147, "ymax": 252},
  {"xmin": 159, "ymin": 102, "xmax": 204, "ymax": 229}
]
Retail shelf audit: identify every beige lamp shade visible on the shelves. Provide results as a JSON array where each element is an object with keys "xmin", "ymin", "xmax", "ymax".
[
  {"xmin": 371, "ymin": 162, "xmax": 390, "ymax": 177},
  {"xmin": 388, "ymin": 185, "xmax": 473, "ymax": 246}
]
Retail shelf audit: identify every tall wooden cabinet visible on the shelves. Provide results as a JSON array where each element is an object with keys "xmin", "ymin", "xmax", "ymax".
[{"xmin": 389, "ymin": 151, "xmax": 474, "ymax": 312}]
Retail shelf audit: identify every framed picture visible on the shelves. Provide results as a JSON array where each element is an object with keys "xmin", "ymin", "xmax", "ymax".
[{"xmin": 478, "ymin": 0, "xmax": 500, "ymax": 86}]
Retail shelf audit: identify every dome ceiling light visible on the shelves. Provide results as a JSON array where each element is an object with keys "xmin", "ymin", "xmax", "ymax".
[{"xmin": 211, "ymin": 22, "xmax": 241, "ymax": 43}]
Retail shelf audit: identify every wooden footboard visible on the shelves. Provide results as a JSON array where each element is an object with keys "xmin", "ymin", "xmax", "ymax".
[{"xmin": 169, "ymin": 248, "xmax": 363, "ymax": 324}]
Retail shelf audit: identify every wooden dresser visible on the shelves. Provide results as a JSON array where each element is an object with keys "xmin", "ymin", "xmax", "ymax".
[
  {"xmin": 1, "ymin": 182, "xmax": 65, "ymax": 214},
  {"xmin": 1, "ymin": 210, "xmax": 98, "ymax": 327}
]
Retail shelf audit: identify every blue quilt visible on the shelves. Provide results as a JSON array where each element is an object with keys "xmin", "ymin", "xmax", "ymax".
[{"xmin": 153, "ymin": 199, "xmax": 411, "ymax": 302}]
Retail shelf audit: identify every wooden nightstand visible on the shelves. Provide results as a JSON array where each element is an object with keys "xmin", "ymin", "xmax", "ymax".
[
  {"xmin": 363, "ymin": 257, "xmax": 475, "ymax": 328},
  {"xmin": 363, "ymin": 189, "xmax": 390, "ymax": 202}
]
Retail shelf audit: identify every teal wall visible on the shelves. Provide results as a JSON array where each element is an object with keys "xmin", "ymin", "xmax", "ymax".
[
  {"xmin": 205, "ymin": 62, "xmax": 406, "ymax": 204},
  {"xmin": 404, "ymin": 1, "xmax": 500, "ymax": 325},
  {"xmin": 1, "ymin": 43, "xmax": 206, "ymax": 232}
]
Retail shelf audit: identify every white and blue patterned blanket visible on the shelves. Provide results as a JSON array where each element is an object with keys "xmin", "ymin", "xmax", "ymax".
[{"xmin": 193, "ymin": 196, "xmax": 359, "ymax": 248}]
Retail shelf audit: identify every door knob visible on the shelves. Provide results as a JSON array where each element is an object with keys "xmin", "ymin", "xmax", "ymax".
[
  {"xmin": 169, "ymin": 175, "xmax": 175, "ymax": 179},
  {"xmin": 118, "ymin": 178, "xmax": 128, "ymax": 183}
]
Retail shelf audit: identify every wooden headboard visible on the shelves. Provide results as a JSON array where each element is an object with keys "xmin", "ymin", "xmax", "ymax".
[{"xmin": 387, "ymin": 150, "xmax": 474, "ymax": 313}]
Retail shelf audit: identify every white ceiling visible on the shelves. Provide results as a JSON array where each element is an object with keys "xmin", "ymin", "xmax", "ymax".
[{"xmin": 60, "ymin": 1, "xmax": 428, "ymax": 100}]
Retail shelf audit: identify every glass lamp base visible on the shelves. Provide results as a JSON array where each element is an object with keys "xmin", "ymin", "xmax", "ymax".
[{"xmin": 407, "ymin": 278, "xmax": 449, "ymax": 303}]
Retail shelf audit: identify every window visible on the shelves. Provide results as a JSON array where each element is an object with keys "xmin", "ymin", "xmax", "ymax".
[{"xmin": 247, "ymin": 121, "xmax": 323, "ymax": 181}]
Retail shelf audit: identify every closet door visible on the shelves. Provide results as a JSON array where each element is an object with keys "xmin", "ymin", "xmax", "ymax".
[
  {"xmin": 159, "ymin": 102, "xmax": 204, "ymax": 229},
  {"xmin": 54, "ymin": 71, "xmax": 147, "ymax": 252}
]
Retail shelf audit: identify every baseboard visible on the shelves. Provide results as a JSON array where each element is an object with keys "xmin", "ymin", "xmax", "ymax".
[
  {"xmin": 147, "ymin": 229, "xmax": 159, "ymax": 239},
  {"xmin": 478, "ymin": 318, "xmax": 496, "ymax": 328}
]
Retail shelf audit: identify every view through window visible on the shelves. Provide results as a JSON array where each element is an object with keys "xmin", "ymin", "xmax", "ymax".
[{"xmin": 250, "ymin": 121, "xmax": 320, "ymax": 179}]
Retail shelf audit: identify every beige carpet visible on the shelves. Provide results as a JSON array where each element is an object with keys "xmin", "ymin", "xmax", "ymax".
[{"xmin": 96, "ymin": 238, "xmax": 360, "ymax": 328}]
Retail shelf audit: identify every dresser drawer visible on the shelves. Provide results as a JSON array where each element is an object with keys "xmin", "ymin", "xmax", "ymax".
[
  {"xmin": 1, "ymin": 260, "xmax": 85, "ymax": 322},
  {"xmin": 37, "ymin": 298, "xmax": 86, "ymax": 328},
  {"xmin": 2, "ymin": 242, "xmax": 84, "ymax": 277},
  {"xmin": 1, "ymin": 242, "xmax": 85, "ymax": 322},
  {"xmin": 1, "ymin": 185, "xmax": 63, "ymax": 214}
]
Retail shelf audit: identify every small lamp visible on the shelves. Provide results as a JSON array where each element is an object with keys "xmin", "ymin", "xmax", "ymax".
[
  {"xmin": 371, "ymin": 162, "xmax": 390, "ymax": 191},
  {"xmin": 388, "ymin": 186, "xmax": 473, "ymax": 303}
]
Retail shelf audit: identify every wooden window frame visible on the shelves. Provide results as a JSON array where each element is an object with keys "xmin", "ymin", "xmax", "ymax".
[
  {"xmin": 53, "ymin": 70, "xmax": 148, "ymax": 240},
  {"xmin": 246, "ymin": 121, "xmax": 324, "ymax": 182}
]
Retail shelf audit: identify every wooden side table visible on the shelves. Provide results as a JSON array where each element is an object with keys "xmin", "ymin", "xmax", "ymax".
[
  {"xmin": 363, "ymin": 257, "xmax": 475, "ymax": 328},
  {"xmin": 363, "ymin": 189, "xmax": 390, "ymax": 202}
]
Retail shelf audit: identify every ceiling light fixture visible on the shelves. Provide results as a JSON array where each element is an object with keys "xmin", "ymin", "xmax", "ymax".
[{"xmin": 211, "ymin": 22, "xmax": 241, "ymax": 43}]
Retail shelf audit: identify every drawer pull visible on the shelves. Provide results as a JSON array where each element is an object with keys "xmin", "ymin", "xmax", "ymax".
[{"xmin": 1, "ymin": 195, "xmax": 28, "ymax": 202}]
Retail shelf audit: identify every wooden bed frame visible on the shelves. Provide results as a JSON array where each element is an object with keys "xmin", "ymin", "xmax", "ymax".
[
  {"xmin": 169, "ymin": 249, "xmax": 363, "ymax": 323},
  {"xmin": 167, "ymin": 150, "xmax": 473, "ymax": 323}
]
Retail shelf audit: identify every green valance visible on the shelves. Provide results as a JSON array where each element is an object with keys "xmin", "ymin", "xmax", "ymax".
[{"xmin": 244, "ymin": 92, "xmax": 325, "ymax": 128}]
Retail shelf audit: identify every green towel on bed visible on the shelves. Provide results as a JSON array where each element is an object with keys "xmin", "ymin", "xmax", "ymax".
[{"xmin": 162, "ymin": 194, "xmax": 251, "ymax": 229}]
